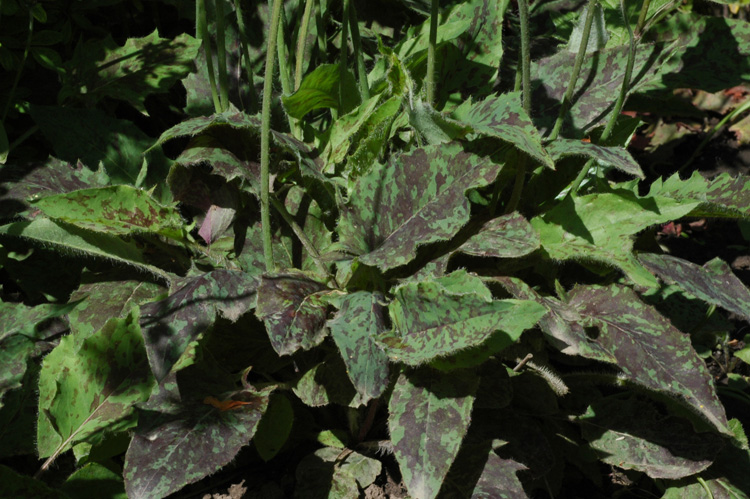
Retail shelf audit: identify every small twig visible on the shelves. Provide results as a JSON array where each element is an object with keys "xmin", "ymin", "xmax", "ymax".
[{"xmin": 513, "ymin": 353, "xmax": 533, "ymax": 372}]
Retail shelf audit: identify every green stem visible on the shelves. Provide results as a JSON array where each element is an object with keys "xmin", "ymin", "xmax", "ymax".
[
  {"xmin": 234, "ymin": 0, "xmax": 259, "ymax": 113},
  {"xmin": 504, "ymin": 0, "xmax": 531, "ymax": 213},
  {"xmin": 339, "ymin": 0, "xmax": 350, "ymax": 113},
  {"xmin": 635, "ymin": 0, "xmax": 652, "ymax": 36},
  {"xmin": 261, "ymin": 0, "xmax": 284, "ymax": 272},
  {"xmin": 214, "ymin": 0, "xmax": 230, "ymax": 111},
  {"xmin": 295, "ymin": 0, "xmax": 316, "ymax": 91},
  {"xmin": 197, "ymin": 0, "xmax": 222, "ymax": 114},
  {"xmin": 548, "ymin": 0, "xmax": 598, "ymax": 142},
  {"xmin": 277, "ymin": 7, "xmax": 294, "ymax": 97},
  {"xmin": 349, "ymin": 1, "xmax": 370, "ymax": 100},
  {"xmin": 426, "ymin": 0, "xmax": 439, "ymax": 105},
  {"xmin": 2, "ymin": 13, "xmax": 33, "ymax": 122},
  {"xmin": 570, "ymin": 0, "xmax": 639, "ymax": 195}
]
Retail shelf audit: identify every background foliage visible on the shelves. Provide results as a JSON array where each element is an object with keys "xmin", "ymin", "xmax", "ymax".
[{"xmin": 2, "ymin": 0, "xmax": 750, "ymax": 497}]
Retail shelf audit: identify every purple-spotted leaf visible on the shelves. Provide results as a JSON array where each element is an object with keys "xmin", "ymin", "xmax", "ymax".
[
  {"xmin": 124, "ymin": 385, "xmax": 272, "ymax": 499},
  {"xmin": 456, "ymin": 212, "xmax": 540, "ymax": 258},
  {"xmin": 0, "ymin": 158, "xmax": 109, "ymax": 219},
  {"xmin": 0, "ymin": 218, "xmax": 170, "ymax": 282},
  {"xmin": 378, "ymin": 271, "xmax": 546, "ymax": 365},
  {"xmin": 496, "ymin": 276, "xmax": 616, "ymax": 363},
  {"xmin": 649, "ymin": 170, "xmax": 750, "ymax": 218},
  {"xmin": 531, "ymin": 192, "xmax": 699, "ymax": 288},
  {"xmin": 59, "ymin": 30, "xmax": 199, "ymax": 113},
  {"xmin": 577, "ymin": 396, "xmax": 724, "ymax": 479},
  {"xmin": 151, "ymin": 111, "xmax": 325, "ymax": 181},
  {"xmin": 67, "ymin": 272, "xmax": 166, "ymax": 341},
  {"xmin": 295, "ymin": 447, "xmax": 382, "ymax": 498},
  {"xmin": 327, "ymin": 291, "xmax": 390, "ymax": 401},
  {"xmin": 338, "ymin": 144, "xmax": 503, "ymax": 271},
  {"xmin": 140, "ymin": 270, "xmax": 258, "ymax": 381},
  {"xmin": 32, "ymin": 186, "xmax": 183, "ymax": 238},
  {"xmin": 255, "ymin": 272, "xmax": 331, "ymax": 356},
  {"xmin": 37, "ymin": 308, "xmax": 155, "ymax": 465},
  {"xmin": 545, "ymin": 139, "xmax": 644, "ymax": 179},
  {"xmin": 388, "ymin": 368, "xmax": 478, "ymax": 499},
  {"xmin": 640, "ymin": 254, "xmax": 750, "ymax": 323},
  {"xmin": 568, "ymin": 285, "xmax": 730, "ymax": 434},
  {"xmin": 452, "ymin": 92, "xmax": 553, "ymax": 168}
]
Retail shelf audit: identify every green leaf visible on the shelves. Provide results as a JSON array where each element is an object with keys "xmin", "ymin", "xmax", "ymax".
[
  {"xmin": 577, "ymin": 395, "xmax": 724, "ymax": 479},
  {"xmin": 255, "ymin": 272, "xmax": 330, "ymax": 357},
  {"xmin": 32, "ymin": 186, "xmax": 183, "ymax": 238},
  {"xmin": 456, "ymin": 212, "xmax": 540, "ymax": 258},
  {"xmin": 327, "ymin": 291, "xmax": 391, "ymax": 401},
  {"xmin": 62, "ymin": 462, "xmax": 126, "ymax": 499},
  {"xmin": 531, "ymin": 192, "xmax": 700, "ymax": 288},
  {"xmin": 282, "ymin": 64, "xmax": 360, "ymax": 119},
  {"xmin": 338, "ymin": 143, "xmax": 503, "ymax": 271},
  {"xmin": 292, "ymin": 357, "xmax": 367, "ymax": 408},
  {"xmin": 409, "ymin": 99, "xmax": 472, "ymax": 145},
  {"xmin": 295, "ymin": 447, "xmax": 382, "ymax": 498},
  {"xmin": 0, "ymin": 157, "xmax": 110, "ymax": 219},
  {"xmin": 29, "ymin": 105, "xmax": 169, "ymax": 189},
  {"xmin": 140, "ymin": 270, "xmax": 258, "ymax": 381},
  {"xmin": 124, "ymin": 382, "xmax": 272, "ymax": 499},
  {"xmin": 545, "ymin": 139, "xmax": 644, "ymax": 179},
  {"xmin": 568, "ymin": 284, "xmax": 730, "ymax": 435},
  {"xmin": 67, "ymin": 272, "xmax": 165, "ymax": 341},
  {"xmin": 59, "ymin": 30, "xmax": 200, "ymax": 113},
  {"xmin": 378, "ymin": 271, "xmax": 546, "ymax": 365},
  {"xmin": 0, "ymin": 464, "xmax": 71, "ymax": 499},
  {"xmin": 452, "ymin": 92, "xmax": 554, "ymax": 168},
  {"xmin": 37, "ymin": 308, "xmax": 155, "ymax": 462},
  {"xmin": 649, "ymin": 170, "xmax": 750, "ymax": 218},
  {"xmin": 640, "ymin": 254, "xmax": 750, "ymax": 323},
  {"xmin": 253, "ymin": 393, "xmax": 293, "ymax": 461},
  {"xmin": 388, "ymin": 368, "xmax": 478, "ymax": 499},
  {"xmin": 0, "ymin": 218, "xmax": 169, "ymax": 282}
]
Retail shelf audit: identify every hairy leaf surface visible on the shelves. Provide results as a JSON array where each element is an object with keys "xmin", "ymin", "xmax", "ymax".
[
  {"xmin": 389, "ymin": 368, "xmax": 478, "ymax": 499},
  {"xmin": 338, "ymin": 144, "xmax": 503, "ymax": 271},
  {"xmin": 456, "ymin": 212, "xmax": 540, "ymax": 258},
  {"xmin": 568, "ymin": 285, "xmax": 730, "ymax": 434},
  {"xmin": 545, "ymin": 139, "xmax": 644, "ymax": 178}
]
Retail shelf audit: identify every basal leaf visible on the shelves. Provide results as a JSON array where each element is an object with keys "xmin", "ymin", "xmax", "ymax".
[
  {"xmin": 37, "ymin": 308, "xmax": 155, "ymax": 462},
  {"xmin": 282, "ymin": 63, "xmax": 360, "ymax": 119},
  {"xmin": 409, "ymin": 99, "xmax": 472, "ymax": 145},
  {"xmin": 62, "ymin": 462, "xmax": 126, "ymax": 499},
  {"xmin": 255, "ymin": 272, "xmax": 330, "ymax": 356},
  {"xmin": 450, "ymin": 0, "xmax": 505, "ymax": 70},
  {"xmin": 649, "ymin": 170, "xmax": 750, "ymax": 218},
  {"xmin": 124, "ymin": 386, "xmax": 272, "ymax": 499},
  {"xmin": 531, "ymin": 192, "xmax": 700, "ymax": 288},
  {"xmin": 338, "ymin": 143, "xmax": 503, "ymax": 271},
  {"xmin": 32, "ymin": 186, "xmax": 183, "ymax": 238},
  {"xmin": 0, "ymin": 218, "xmax": 169, "ymax": 282},
  {"xmin": 640, "ymin": 254, "xmax": 750, "ymax": 323},
  {"xmin": 568, "ymin": 284, "xmax": 730, "ymax": 434},
  {"xmin": 496, "ymin": 276, "xmax": 617, "ymax": 363},
  {"xmin": 578, "ymin": 396, "xmax": 724, "ymax": 479},
  {"xmin": 388, "ymin": 367, "xmax": 478, "ymax": 499},
  {"xmin": 253, "ymin": 393, "xmax": 293, "ymax": 461},
  {"xmin": 0, "ymin": 157, "xmax": 110, "ymax": 219},
  {"xmin": 59, "ymin": 30, "xmax": 200, "ymax": 113},
  {"xmin": 140, "ymin": 270, "xmax": 258, "ymax": 381},
  {"xmin": 327, "ymin": 291, "xmax": 390, "ymax": 401},
  {"xmin": 295, "ymin": 447, "xmax": 382, "ymax": 498},
  {"xmin": 452, "ymin": 92, "xmax": 553, "ymax": 168},
  {"xmin": 456, "ymin": 212, "xmax": 540, "ymax": 258},
  {"xmin": 378, "ymin": 271, "xmax": 546, "ymax": 365},
  {"xmin": 545, "ymin": 139, "xmax": 644, "ymax": 179},
  {"xmin": 152, "ymin": 111, "xmax": 325, "ymax": 181},
  {"xmin": 67, "ymin": 272, "xmax": 166, "ymax": 341}
]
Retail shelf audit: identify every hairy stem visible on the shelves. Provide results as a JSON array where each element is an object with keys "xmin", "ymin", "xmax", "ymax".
[
  {"xmin": 295, "ymin": 0, "xmax": 316, "ymax": 91},
  {"xmin": 261, "ymin": 0, "xmax": 285, "ymax": 272},
  {"xmin": 234, "ymin": 0, "xmax": 259, "ymax": 113},
  {"xmin": 548, "ymin": 0, "xmax": 598, "ymax": 142},
  {"xmin": 426, "ymin": 0, "xmax": 439, "ymax": 105},
  {"xmin": 197, "ymin": 0, "xmax": 222, "ymax": 113},
  {"xmin": 504, "ymin": 0, "xmax": 531, "ymax": 213}
]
